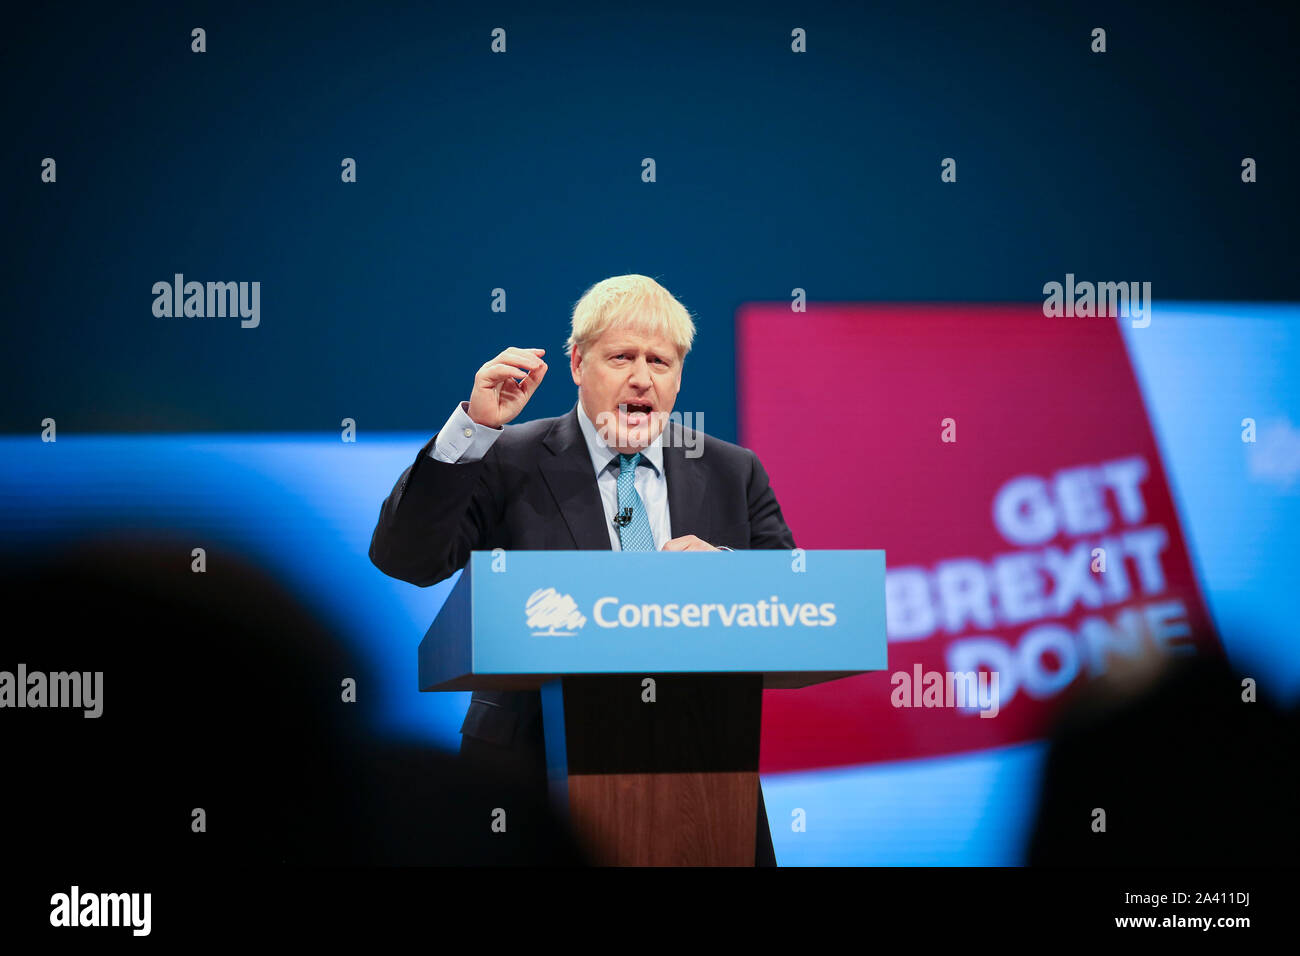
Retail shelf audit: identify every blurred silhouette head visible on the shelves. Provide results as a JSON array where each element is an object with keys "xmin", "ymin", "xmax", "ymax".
[
  {"xmin": 1027, "ymin": 641, "xmax": 1299, "ymax": 866},
  {"xmin": 2, "ymin": 537, "xmax": 584, "ymax": 866}
]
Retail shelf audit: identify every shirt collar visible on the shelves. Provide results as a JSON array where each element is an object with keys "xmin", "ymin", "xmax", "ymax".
[{"xmin": 574, "ymin": 400, "xmax": 664, "ymax": 477}]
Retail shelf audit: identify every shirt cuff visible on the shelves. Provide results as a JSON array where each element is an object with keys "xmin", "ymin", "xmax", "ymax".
[{"xmin": 429, "ymin": 402, "xmax": 504, "ymax": 463}]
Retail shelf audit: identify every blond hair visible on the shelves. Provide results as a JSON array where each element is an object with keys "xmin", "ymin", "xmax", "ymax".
[{"xmin": 566, "ymin": 274, "xmax": 696, "ymax": 358}]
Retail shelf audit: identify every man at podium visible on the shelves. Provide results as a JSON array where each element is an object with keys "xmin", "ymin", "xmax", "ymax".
[{"xmin": 369, "ymin": 274, "xmax": 795, "ymax": 865}]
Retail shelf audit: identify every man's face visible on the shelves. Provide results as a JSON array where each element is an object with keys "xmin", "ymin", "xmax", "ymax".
[{"xmin": 572, "ymin": 322, "xmax": 683, "ymax": 454}]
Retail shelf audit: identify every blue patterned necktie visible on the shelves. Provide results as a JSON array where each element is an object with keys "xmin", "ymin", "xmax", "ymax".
[{"xmin": 615, "ymin": 453, "xmax": 656, "ymax": 551}]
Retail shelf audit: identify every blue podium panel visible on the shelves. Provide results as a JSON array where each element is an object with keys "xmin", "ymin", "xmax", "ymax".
[{"xmin": 418, "ymin": 550, "xmax": 887, "ymax": 691}]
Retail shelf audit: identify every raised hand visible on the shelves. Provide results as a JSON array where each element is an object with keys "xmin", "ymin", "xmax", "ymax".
[{"xmin": 466, "ymin": 347, "xmax": 548, "ymax": 428}]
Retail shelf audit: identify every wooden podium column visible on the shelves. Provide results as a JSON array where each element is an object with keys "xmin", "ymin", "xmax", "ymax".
[{"xmin": 542, "ymin": 674, "xmax": 763, "ymax": 866}]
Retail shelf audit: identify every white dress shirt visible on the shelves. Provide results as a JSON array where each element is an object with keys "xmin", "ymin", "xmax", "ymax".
[{"xmin": 429, "ymin": 400, "xmax": 673, "ymax": 549}]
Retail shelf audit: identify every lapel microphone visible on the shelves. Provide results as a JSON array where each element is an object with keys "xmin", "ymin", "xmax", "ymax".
[{"xmin": 612, "ymin": 507, "xmax": 634, "ymax": 528}]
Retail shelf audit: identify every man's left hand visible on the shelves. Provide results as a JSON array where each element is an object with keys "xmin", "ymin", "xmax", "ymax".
[{"xmin": 660, "ymin": 535, "xmax": 719, "ymax": 552}]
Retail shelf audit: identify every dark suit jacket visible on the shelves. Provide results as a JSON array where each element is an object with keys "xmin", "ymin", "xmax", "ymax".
[{"xmin": 368, "ymin": 405, "xmax": 796, "ymax": 862}]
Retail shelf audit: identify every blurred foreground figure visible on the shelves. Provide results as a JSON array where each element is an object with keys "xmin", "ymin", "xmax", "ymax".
[
  {"xmin": 1, "ymin": 539, "xmax": 585, "ymax": 866},
  {"xmin": 1027, "ymin": 642, "xmax": 1299, "ymax": 866}
]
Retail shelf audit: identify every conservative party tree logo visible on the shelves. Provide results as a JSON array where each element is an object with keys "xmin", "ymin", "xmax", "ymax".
[
  {"xmin": 526, "ymin": 588, "xmax": 587, "ymax": 636},
  {"xmin": 738, "ymin": 303, "xmax": 1219, "ymax": 770}
]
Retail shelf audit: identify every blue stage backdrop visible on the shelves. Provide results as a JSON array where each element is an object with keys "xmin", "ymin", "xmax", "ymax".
[{"xmin": 2, "ymin": 1, "xmax": 1296, "ymax": 438}]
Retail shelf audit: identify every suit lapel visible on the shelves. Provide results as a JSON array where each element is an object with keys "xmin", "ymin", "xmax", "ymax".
[
  {"xmin": 539, "ymin": 409, "xmax": 612, "ymax": 550},
  {"xmin": 663, "ymin": 421, "xmax": 709, "ymax": 542}
]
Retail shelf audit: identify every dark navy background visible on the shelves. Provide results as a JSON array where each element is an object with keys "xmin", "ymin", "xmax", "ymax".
[{"xmin": 4, "ymin": 0, "xmax": 1296, "ymax": 438}]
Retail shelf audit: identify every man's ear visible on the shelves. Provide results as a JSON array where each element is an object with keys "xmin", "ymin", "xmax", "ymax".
[{"xmin": 570, "ymin": 345, "xmax": 583, "ymax": 386}]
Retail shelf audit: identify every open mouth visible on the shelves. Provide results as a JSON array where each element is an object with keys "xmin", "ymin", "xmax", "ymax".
[{"xmin": 619, "ymin": 402, "xmax": 655, "ymax": 427}]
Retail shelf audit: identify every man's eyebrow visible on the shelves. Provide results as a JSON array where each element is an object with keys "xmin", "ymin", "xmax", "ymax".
[{"xmin": 605, "ymin": 343, "xmax": 674, "ymax": 358}]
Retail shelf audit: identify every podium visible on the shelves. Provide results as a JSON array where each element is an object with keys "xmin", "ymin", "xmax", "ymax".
[{"xmin": 419, "ymin": 549, "xmax": 887, "ymax": 865}]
